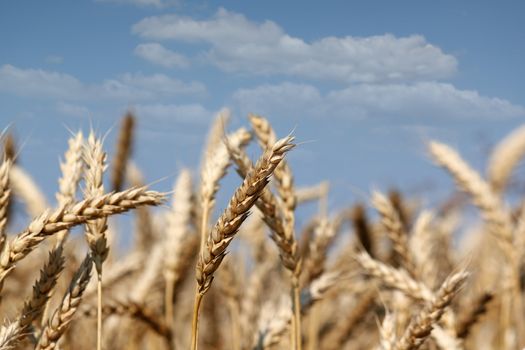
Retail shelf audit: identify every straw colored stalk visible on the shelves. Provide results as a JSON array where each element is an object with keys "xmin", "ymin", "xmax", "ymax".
[
  {"xmin": 394, "ymin": 270, "xmax": 468, "ymax": 350},
  {"xmin": 55, "ymin": 131, "xmax": 84, "ymax": 246},
  {"xmin": 83, "ymin": 132, "xmax": 109, "ymax": 350},
  {"xmin": 487, "ymin": 123, "xmax": 525, "ymax": 193},
  {"xmin": 199, "ymin": 127, "xmax": 251, "ymax": 250},
  {"xmin": 0, "ymin": 187, "xmax": 164, "ymax": 297},
  {"xmin": 372, "ymin": 191, "xmax": 416, "ymax": 276},
  {"xmin": 10, "ymin": 165, "xmax": 48, "ymax": 218},
  {"xmin": 191, "ymin": 136, "xmax": 295, "ymax": 350},
  {"xmin": 36, "ymin": 254, "xmax": 93, "ymax": 350},
  {"xmin": 164, "ymin": 169, "xmax": 193, "ymax": 329},
  {"xmin": 80, "ymin": 299, "xmax": 170, "ymax": 340},
  {"xmin": 111, "ymin": 112, "xmax": 135, "ymax": 192},
  {"xmin": 218, "ymin": 259, "xmax": 242, "ymax": 350},
  {"xmin": 0, "ymin": 159, "xmax": 11, "ymax": 251}
]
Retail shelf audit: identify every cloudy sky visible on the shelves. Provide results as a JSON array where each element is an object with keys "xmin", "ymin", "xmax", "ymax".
[{"xmin": 1, "ymin": 0, "xmax": 524, "ymax": 212}]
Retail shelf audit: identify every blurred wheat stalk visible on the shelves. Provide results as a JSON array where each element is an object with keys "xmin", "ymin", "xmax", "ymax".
[{"xmin": 0, "ymin": 113, "xmax": 524, "ymax": 350}]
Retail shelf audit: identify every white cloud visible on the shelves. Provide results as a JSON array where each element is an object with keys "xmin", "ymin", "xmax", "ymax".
[
  {"xmin": 134, "ymin": 43, "xmax": 188, "ymax": 68},
  {"xmin": 0, "ymin": 64, "xmax": 205, "ymax": 101},
  {"xmin": 233, "ymin": 82, "xmax": 525, "ymax": 120},
  {"xmin": 134, "ymin": 103, "xmax": 211, "ymax": 123},
  {"xmin": 132, "ymin": 8, "xmax": 457, "ymax": 83}
]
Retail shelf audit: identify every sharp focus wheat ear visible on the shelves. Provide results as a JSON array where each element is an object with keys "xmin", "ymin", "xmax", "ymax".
[
  {"xmin": 487, "ymin": 123, "xmax": 525, "ymax": 193},
  {"xmin": 191, "ymin": 135, "xmax": 295, "ymax": 350},
  {"xmin": 0, "ymin": 159, "xmax": 11, "ymax": 251},
  {"xmin": 196, "ymin": 135, "xmax": 295, "ymax": 293},
  {"xmin": 111, "ymin": 112, "xmax": 135, "ymax": 193},
  {"xmin": 394, "ymin": 271, "xmax": 468, "ymax": 350},
  {"xmin": 226, "ymin": 139, "xmax": 300, "ymax": 272},
  {"xmin": 37, "ymin": 254, "xmax": 93, "ymax": 350},
  {"xmin": 0, "ymin": 187, "xmax": 164, "ymax": 304}
]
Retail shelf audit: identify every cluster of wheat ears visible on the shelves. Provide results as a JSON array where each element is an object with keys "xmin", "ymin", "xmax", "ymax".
[{"xmin": 0, "ymin": 111, "xmax": 524, "ymax": 350}]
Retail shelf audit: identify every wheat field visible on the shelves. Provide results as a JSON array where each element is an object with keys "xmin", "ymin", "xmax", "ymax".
[{"xmin": 0, "ymin": 112, "xmax": 525, "ymax": 350}]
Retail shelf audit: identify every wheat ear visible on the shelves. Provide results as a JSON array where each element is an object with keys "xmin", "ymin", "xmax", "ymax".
[
  {"xmin": 0, "ymin": 247, "xmax": 65, "ymax": 348},
  {"xmin": 394, "ymin": 271, "xmax": 468, "ymax": 350},
  {"xmin": 356, "ymin": 252, "xmax": 433, "ymax": 301},
  {"xmin": 372, "ymin": 191, "xmax": 415, "ymax": 276},
  {"xmin": 0, "ymin": 159, "xmax": 11, "ymax": 252},
  {"xmin": 83, "ymin": 132, "xmax": 109, "ymax": 350},
  {"xmin": 191, "ymin": 135, "xmax": 294, "ymax": 350},
  {"xmin": 0, "ymin": 187, "xmax": 164, "ymax": 298},
  {"xmin": 36, "ymin": 254, "xmax": 93, "ymax": 350},
  {"xmin": 111, "ymin": 112, "xmax": 135, "ymax": 192},
  {"xmin": 199, "ymin": 127, "xmax": 251, "ymax": 250},
  {"xmin": 487, "ymin": 123, "xmax": 525, "ymax": 193},
  {"xmin": 55, "ymin": 131, "xmax": 84, "ymax": 246},
  {"xmin": 164, "ymin": 169, "xmax": 193, "ymax": 330}
]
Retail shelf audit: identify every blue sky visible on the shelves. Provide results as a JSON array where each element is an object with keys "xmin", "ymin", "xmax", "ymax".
[{"xmin": 0, "ymin": 0, "xmax": 524, "ymax": 213}]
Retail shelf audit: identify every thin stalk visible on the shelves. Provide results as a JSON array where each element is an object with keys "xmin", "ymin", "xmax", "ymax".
[
  {"xmin": 229, "ymin": 299, "xmax": 241, "ymax": 350},
  {"xmin": 307, "ymin": 305, "xmax": 319, "ymax": 350},
  {"xmin": 292, "ymin": 277, "xmax": 302, "ymax": 350},
  {"xmin": 165, "ymin": 278, "xmax": 174, "ymax": 329},
  {"xmin": 97, "ymin": 274, "xmax": 102, "ymax": 350},
  {"xmin": 191, "ymin": 292, "xmax": 203, "ymax": 350}
]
